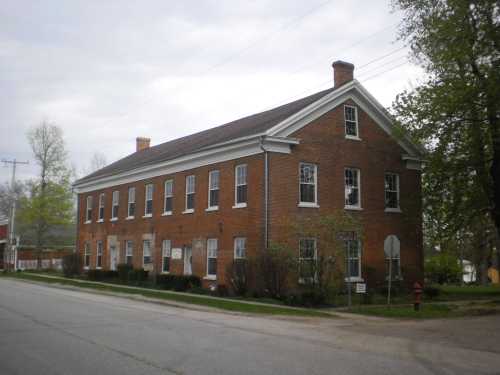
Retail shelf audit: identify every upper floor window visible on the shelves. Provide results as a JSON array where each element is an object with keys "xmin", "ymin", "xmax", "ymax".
[
  {"xmin": 85, "ymin": 196, "xmax": 93, "ymax": 222},
  {"xmin": 84, "ymin": 242, "xmax": 91, "ymax": 269},
  {"xmin": 208, "ymin": 170, "xmax": 220, "ymax": 209},
  {"xmin": 98, "ymin": 193, "xmax": 105, "ymax": 221},
  {"xmin": 96, "ymin": 240, "xmax": 103, "ymax": 269},
  {"xmin": 111, "ymin": 191, "xmax": 119, "ymax": 219},
  {"xmin": 234, "ymin": 237, "xmax": 246, "ymax": 259},
  {"xmin": 125, "ymin": 240, "xmax": 133, "ymax": 266},
  {"xmin": 385, "ymin": 173, "xmax": 400, "ymax": 210},
  {"xmin": 345, "ymin": 168, "xmax": 361, "ymax": 209},
  {"xmin": 344, "ymin": 105, "xmax": 359, "ymax": 138},
  {"xmin": 185, "ymin": 175, "xmax": 195, "ymax": 212},
  {"xmin": 162, "ymin": 240, "xmax": 171, "ymax": 273},
  {"xmin": 144, "ymin": 184, "xmax": 153, "ymax": 216},
  {"xmin": 234, "ymin": 164, "xmax": 247, "ymax": 207},
  {"xmin": 164, "ymin": 179, "xmax": 173, "ymax": 215},
  {"xmin": 346, "ymin": 239, "xmax": 361, "ymax": 280},
  {"xmin": 143, "ymin": 240, "xmax": 152, "ymax": 265},
  {"xmin": 299, "ymin": 238, "xmax": 317, "ymax": 282},
  {"xmin": 127, "ymin": 187, "xmax": 136, "ymax": 218},
  {"xmin": 207, "ymin": 238, "xmax": 218, "ymax": 278},
  {"xmin": 299, "ymin": 163, "xmax": 317, "ymax": 206}
]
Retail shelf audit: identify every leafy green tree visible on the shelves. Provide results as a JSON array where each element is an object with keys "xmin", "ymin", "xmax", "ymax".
[{"xmin": 425, "ymin": 253, "xmax": 462, "ymax": 285}]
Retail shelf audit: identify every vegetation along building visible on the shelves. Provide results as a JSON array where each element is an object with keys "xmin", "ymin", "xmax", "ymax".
[{"xmin": 73, "ymin": 61, "xmax": 424, "ymax": 289}]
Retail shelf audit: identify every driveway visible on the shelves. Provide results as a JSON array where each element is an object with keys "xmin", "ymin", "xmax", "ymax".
[{"xmin": 0, "ymin": 278, "xmax": 499, "ymax": 375}]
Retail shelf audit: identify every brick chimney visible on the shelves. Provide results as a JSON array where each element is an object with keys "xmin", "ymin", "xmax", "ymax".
[
  {"xmin": 332, "ymin": 60, "xmax": 354, "ymax": 88},
  {"xmin": 136, "ymin": 137, "xmax": 150, "ymax": 152}
]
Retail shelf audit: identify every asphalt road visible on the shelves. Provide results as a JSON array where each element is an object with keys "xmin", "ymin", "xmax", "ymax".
[{"xmin": 0, "ymin": 279, "xmax": 499, "ymax": 375}]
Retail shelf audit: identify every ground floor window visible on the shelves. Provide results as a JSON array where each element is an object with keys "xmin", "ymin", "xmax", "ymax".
[
  {"xmin": 143, "ymin": 240, "xmax": 152, "ymax": 265},
  {"xmin": 125, "ymin": 240, "xmax": 133, "ymax": 266},
  {"xmin": 207, "ymin": 238, "xmax": 218, "ymax": 278},
  {"xmin": 84, "ymin": 242, "xmax": 91, "ymax": 269},
  {"xmin": 299, "ymin": 238, "xmax": 317, "ymax": 282},
  {"xmin": 234, "ymin": 237, "xmax": 246, "ymax": 259},
  {"xmin": 162, "ymin": 240, "xmax": 171, "ymax": 273},
  {"xmin": 346, "ymin": 239, "xmax": 361, "ymax": 279},
  {"xmin": 96, "ymin": 241, "xmax": 103, "ymax": 269}
]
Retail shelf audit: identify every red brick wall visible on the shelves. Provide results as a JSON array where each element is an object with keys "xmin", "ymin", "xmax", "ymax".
[{"xmin": 0, "ymin": 224, "xmax": 7, "ymax": 240}]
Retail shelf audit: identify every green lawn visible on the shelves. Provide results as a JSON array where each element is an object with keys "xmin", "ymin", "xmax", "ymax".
[
  {"xmin": 435, "ymin": 285, "xmax": 500, "ymax": 301},
  {"xmin": 0, "ymin": 272, "xmax": 332, "ymax": 318}
]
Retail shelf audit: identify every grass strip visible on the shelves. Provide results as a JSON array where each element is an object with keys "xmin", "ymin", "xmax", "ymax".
[{"xmin": 1, "ymin": 272, "xmax": 332, "ymax": 318}]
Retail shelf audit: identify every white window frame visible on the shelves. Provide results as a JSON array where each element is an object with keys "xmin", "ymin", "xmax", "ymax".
[
  {"xmin": 144, "ymin": 184, "xmax": 154, "ymax": 217},
  {"xmin": 299, "ymin": 238, "xmax": 317, "ymax": 283},
  {"xmin": 345, "ymin": 239, "xmax": 362, "ymax": 282},
  {"xmin": 298, "ymin": 162, "xmax": 319, "ymax": 208},
  {"xmin": 234, "ymin": 237, "xmax": 246, "ymax": 259},
  {"xmin": 85, "ymin": 196, "xmax": 93, "ymax": 223},
  {"xmin": 111, "ymin": 190, "xmax": 119, "ymax": 220},
  {"xmin": 143, "ymin": 240, "xmax": 152, "ymax": 266},
  {"xmin": 384, "ymin": 173, "xmax": 401, "ymax": 212},
  {"xmin": 125, "ymin": 240, "xmax": 133, "ymax": 266},
  {"xmin": 206, "ymin": 238, "xmax": 218, "ymax": 279},
  {"xmin": 84, "ymin": 242, "xmax": 91, "ymax": 269},
  {"xmin": 127, "ymin": 187, "xmax": 136, "ymax": 219},
  {"xmin": 162, "ymin": 240, "xmax": 171, "ymax": 273},
  {"xmin": 344, "ymin": 105, "xmax": 360, "ymax": 140},
  {"xmin": 184, "ymin": 175, "xmax": 195, "ymax": 214},
  {"xmin": 163, "ymin": 179, "xmax": 174, "ymax": 215},
  {"xmin": 98, "ymin": 193, "xmax": 105, "ymax": 222},
  {"xmin": 207, "ymin": 170, "xmax": 220, "ymax": 211},
  {"xmin": 96, "ymin": 240, "xmax": 103, "ymax": 269},
  {"xmin": 233, "ymin": 164, "xmax": 247, "ymax": 208},
  {"xmin": 344, "ymin": 168, "xmax": 362, "ymax": 210}
]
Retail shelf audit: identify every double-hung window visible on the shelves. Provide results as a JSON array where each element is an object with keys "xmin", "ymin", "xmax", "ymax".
[
  {"xmin": 234, "ymin": 164, "xmax": 247, "ymax": 207},
  {"xmin": 345, "ymin": 168, "xmax": 361, "ymax": 208},
  {"xmin": 346, "ymin": 239, "xmax": 362, "ymax": 280},
  {"xmin": 144, "ymin": 184, "xmax": 154, "ymax": 217},
  {"xmin": 85, "ymin": 196, "xmax": 93, "ymax": 222},
  {"xmin": 164, "ymin": 180, "xmax": 173, "ymax": 215},
  {"xmin": 127, "ymin": 187, "xmax": 136, "ymax": 218},
  {"xmin": 299, "ymin": 238, "xmax": 317, "ymax": 282},
  {"xmin": 143, "ymin": 240, "xmax": 152, "ymax": 265},
  {"xmin": 206, "ymin": 238, "xmax": 218, "ymax": 278},
  {"xmin": 162, "ymin": 240, "xmax": 171, "ymax": 273},
  {"xmin": 385, "ymin": 173, "xmax": 400, "ymax": 210},
  {"xmin": 125, "ymin": 240, "xmax": 133, "ymax": 266},
  {"xmin": 344, "ymin": 105, "xmax": 359, "ymax": 138},
  {"xmin": 299, "ymin": 163, "xmax": 318, "ymax": 206},
  {"xmin": 84, "ymin": 242, "xmax": 91, "ymax": 269},
  {"xmin": 234, "ymin": 237, "xmax": 246, "ymax": 259},
  {"xmin": 208, "ymin": 170, "xmax": 220, "ymax": 209},
  {"xmin": 98, "ymin": 193, "xmax": 105, "ymax": 221},
  {"xmin": 111, "ymin": 191, "xmax": 119, "ymax": 220},
  {"xmin": 96, "ymin": 240, "xmax": 103, "ymax": 269},
  {"xmin": 185, "ymin": 175, "xmax": 195, "ymax": 212}
]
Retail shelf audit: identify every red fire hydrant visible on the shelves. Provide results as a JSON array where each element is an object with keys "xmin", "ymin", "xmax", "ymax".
[{"xmin": 413, "ymin": 282, "xmax": 423, "ymax": 311}]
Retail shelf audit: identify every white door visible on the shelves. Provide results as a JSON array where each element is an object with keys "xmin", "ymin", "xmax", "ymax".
[
  {"xmin": 183, "ymin": 246, "xmax": 192, "ymax": 275},
  {"xmin": 110, "ymin": 245, "xmax": 118, "ymax": 271}
]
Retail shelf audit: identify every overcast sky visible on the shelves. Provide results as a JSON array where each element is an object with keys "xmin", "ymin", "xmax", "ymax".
[{"xmin": 0, "ymin": 0, "xmax": 425, "ymax": 184}]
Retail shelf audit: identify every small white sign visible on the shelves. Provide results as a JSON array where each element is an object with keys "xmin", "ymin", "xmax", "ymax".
[
  {"xmin": 171, "ymin": 248, "xmax": 183, "ymax": 260},
  {"xmin": 143, "ymin": 263, "xmax": 153, "ymax": 272},
  {"xmin": 356, "ymin": 283, "xmax": 366, "ymax": 294}
]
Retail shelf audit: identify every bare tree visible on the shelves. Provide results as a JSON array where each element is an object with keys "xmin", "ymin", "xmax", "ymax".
[{"xmin": 81, "ymin": 152, "xmax": 107, "ymax": 177}]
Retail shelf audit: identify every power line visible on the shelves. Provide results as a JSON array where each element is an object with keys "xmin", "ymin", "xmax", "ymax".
[
  {"xmin": 357, "ymin": 46, "xmax": 407, "ymax": 70},
  {"xmin": 359, "ymin": 61, "xmax": 409, "ymax": 83}
]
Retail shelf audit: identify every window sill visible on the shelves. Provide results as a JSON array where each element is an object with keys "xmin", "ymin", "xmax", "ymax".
[
  {"xmin": 205, "ymin": 206, "xmax": 219, "ymax": 212},
  {"xmin": 84, "ymin": 220, "xmax": 91, "ymax": 224},
  {"xmin": 97, "ymin": 219, "xmax": 104, "ymax": 223},
  {"xmin": 142, "ymin": 214, "xmax": 153, "ymax": 218},
  {"xmin": 125, "ymin": 216, "xmax": 135, "ymax": 220},
  {"xmin": 385, "ymin": 275, "xmax": 403, "ymax": 281},
  {"xmin": 345, "ymin": 135, "xmax": 362, "ymax": 141},
  {"xmin": 162, "ymin": 211, "xmax": 173, "ymax": 216},
  {"xmin": 232, "ymin": 203, "xmax": 247, "ymax": 209},
  {"xmin": 182, "ymin": 209, "xmax": 195, "ymax": 214},
  {"xmin": 385, "ymin": 208, "xmax": 402, "ymax": 213},
  {"xmin": 83, "ymin": 266, "xmax": 89, "ymax": 270},
  {"xmin": 345, "ymin": 277, "xmax": 364, "ymax": 283},
  {"xmin": 298, "ymin": 202, "xmax": 319, "ymax": 208},
  {"xmin": 161, "ymin": 271, "xmax": 170, "ymax": 275},
  {"xmin": 110, "ymin": 218, "xmax": 118, "ymax": 222},
  {"xmin": 96, "ymin": 267, "xmax": 102, "ymax": 270},
  {"xmin": 204, "ymin": 275, "xmax": 217, "ymax": 281},
  {"xmin": 344, "ymin": 206, "xmax": 363, "ymax": 211}
]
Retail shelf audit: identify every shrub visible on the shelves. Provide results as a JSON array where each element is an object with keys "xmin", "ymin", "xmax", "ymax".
[
  {"xmin": 117, "ymin": 263, "xmax": 133, "ymax": 282},
  {"xmin": 155, "ymin": 274, "xmax": 201, "ymax": 292},
  {"xmin": 425, "ymin": 253, "xmax": 462, "ymax": 284},
  {"xmin": 62, "ymin": 253, "xmax": 80, "ymax": 278},
  {"xmin": 226, "ymin": 259, "xmax": 252, "ymax": 296},
  {"xmin": 87, "ymin": 269, "xmax": 118, "ymax": 281},
  {"xmin": 127, "ymin": 269, "xmax": 148, "ymax": 284},
  {"xmin": 423, "ymin": 285, "xmax": 440, "ymax": 300},
  {"xmin": 284, "ymin": 290, "xmax": 327, "ymax": 307}
]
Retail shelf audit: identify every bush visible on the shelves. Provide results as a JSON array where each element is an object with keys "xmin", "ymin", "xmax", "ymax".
[
  {"xmin": 425, "ymin": 253, "xmax": 462, "ymax": 284},
  {"xmin": 284, "ymin": 290, "xmax": 327, "ymax": 307},
  {"xmin": 87, "ymin": 269, "xmax": 118, "ymax": 281},
  {"xmin": 155, "ymin": 274, "xmax": 201, "ymax": 292},
  {"xmin": 226, "ymin": 259, "xmax": 252, "ymax": 296},
  {"xmin": 117, "ymin": 263, "xmax": 133, "ymax": 282},
  {"xmin": 62, "ymin": 253, "xmax": 80, "ymax": 278},
  {"xmin": 127, "ymin": 269, "xmax": 148, "ymax": 284},
  {"xmin": 423, "ymin": 285, "xmax": 440, "ymax": 300}
]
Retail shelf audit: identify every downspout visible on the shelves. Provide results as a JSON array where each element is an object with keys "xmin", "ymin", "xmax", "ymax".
[{"xmin": 259, "ymin": 136, "xmax": 269, "ymax": 249}]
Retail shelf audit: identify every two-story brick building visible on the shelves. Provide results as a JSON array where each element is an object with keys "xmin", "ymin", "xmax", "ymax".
[{"xmin": 73, "ymin": 61, "xmax": 424, "ymax": 289}]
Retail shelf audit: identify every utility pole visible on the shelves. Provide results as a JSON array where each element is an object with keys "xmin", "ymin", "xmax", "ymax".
[{"xmin": 2, "ymin": 158, "xmax": 29, "ymax": 271}]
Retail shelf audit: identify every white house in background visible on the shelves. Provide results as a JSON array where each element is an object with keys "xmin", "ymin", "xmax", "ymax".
[{"xmin": 462, "ymin": 260, "xmax": 476, "ymax": 283}]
